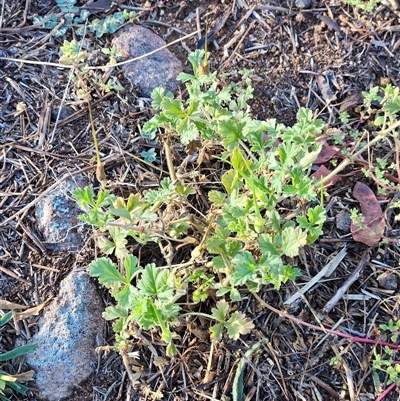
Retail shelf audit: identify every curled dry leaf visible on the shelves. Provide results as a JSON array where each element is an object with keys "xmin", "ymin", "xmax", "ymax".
[
  {"xmin": 312, "ymin": 165, "xmax": 342, "ymax": 186},
  {"xmin": 14, "ymin": 302, "xmax": 47, "ymax": 320},
  {"xmin": 0, "ymin": 300, "xmax": 30, "ymax": 310},
  {"xmin": 314, "ymin": 142, "xmax": 337, "ymax": 164},
  {"xmin": 316, "ymin": 75, "xmax": 337, "ymax": 104},
  {"xmin": 350, "ymin": 182, "xmax": 385, "ymax": 246}
]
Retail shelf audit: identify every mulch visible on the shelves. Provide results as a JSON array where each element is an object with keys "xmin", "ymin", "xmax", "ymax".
[{"xmin": 1, "ymin": 0, "xmax": 400, "ymax": 400}]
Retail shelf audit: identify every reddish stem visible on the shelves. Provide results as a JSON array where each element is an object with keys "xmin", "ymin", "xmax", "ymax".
[
  {"xmin": 253, "ymin": 294, "xmax": 400, "ymax": 351},
  {"xmin": 253, "ymin": 294, "xmax": 400, "ymax": 401},
  {"xmin": 375, "ymin": 382, "xmax": 396, "ymax": 401}
]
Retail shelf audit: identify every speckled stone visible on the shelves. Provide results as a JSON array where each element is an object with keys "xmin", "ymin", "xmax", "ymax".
[
  {"xmin": 377, "ymin": 271, "xmax": 398, "ymax": 290},
  {"xmin": 112, "ymin": 24, "xmax": 183, "ymax": 97},
  {"xmin": 295, "ymin": 0, "xmax": 312, "ymax": 8},
  {"xmin": 35, "ymin": 175, "xmax": 87, "ymax": 252},
  {"xmin": 335, "ymin": 210, "xmax": 352, "ymax": 232},
  {"xmin": 26, "ymin": 270, "xmax": 104, "ymax": 401}
]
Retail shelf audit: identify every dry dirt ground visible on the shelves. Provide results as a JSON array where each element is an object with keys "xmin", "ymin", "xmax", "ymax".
[{"xmin": 1, "ymin": 0, "xmax": 400, "ymax": 400}]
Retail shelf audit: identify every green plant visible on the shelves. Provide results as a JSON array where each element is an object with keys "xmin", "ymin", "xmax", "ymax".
[
  {"xmin": 0, "ymin": 312, "xmax": 37, "ymax": 400},
  {"xmin": 88, "ymin": 255, "xmax": 185, "ymax": 356},
  {"xmin": 140, "ymin": 148, "xmax": 157, "ymax": 163},
  {"xmin": 33, "ymin": 0, "xmax": 134, "ymax": 37},
  {"xmin": 73, "ymin": 49, "xmax": 327, "ymax": 361},
  {"xmin": 344, "ymin": 0, "xmax": 381, "ymax": 11},
  {"xmin": 144, "ymin": 49, "xmax": 326, "ymax": 296},
  {"xmin": 102, "ymin": 45, "xmax": 123, "ymax": 65},
  {"xmin": 372, "ymin": 319, "xmax": 400, "ymax": 389},
  {"xmin": 89, "ymin": 10, "xmax": 134, "ymax": 37},
  {"xmin": 59, "ymin": 39, "xmax": 87, "ymax": 65},
  {"xmin": 321, "ymin": 83, "xmax": 400, "ymax": 192}
]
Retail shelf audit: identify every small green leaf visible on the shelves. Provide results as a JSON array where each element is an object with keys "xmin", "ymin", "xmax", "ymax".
[
  {"xmin": 110, "ymin": 207, "xmax": 132, "ymax": 221},
  {"xmin": 225, "ymin": 312, "xmax": 254, "ymax": 340},
  {"xmin": 210, "ymin": 322, "xmax": 224, "ymax": 342},
  {"xmin": 126, "ymin": 193, "xmax": 142, "ymax": 212},
  {"xmin": 151, "ymin": 87, "xmax": 167, "ymax": 109},
  {"xmin": 0, "ymin": 344, "xmax": 37, "ymax": 362},
  {"xmin": 137, "ymin": 264, "xmax": 175, "ymax": 301},
  {"xmin": 211, "ymin": 300, "xmax": 230, "ymax": 322},
  {"xmin": 178, "ymin": 119, "xmax": 199, "ymax": 145},
  {"xmin": 166, "ymin": 341, "xmax": 177, "ymax": 357},
  {"xmin": 208, "ymin": 190, "xmax": 226, "ymax": 205},
  {"xmin": 231, "ymin": 251, "xmax": 259, "ymax": 286},
  {"xmin": 232, "ymin": 339, "xmax": 268, "ymax": 401},
  {"xmin": 103, "ymin": 305, "xmax": 129, "ymax": 320},
  {"xmin": 115, "ymin": 283, "xmax": 136, "ymax": 308},
  {"xmin": 281, "ymin": 226, "xmax": 307, "ymax": 257},
  {"xmin": 161, "ymin": 97, "xmax": 186, "ymax": 119},
  {"xmin": 72, "ymin": 186, "xmax": 95, "ymax": 210},
  {"xmin": 221, "ymin": 169, "xmax": 241, "ymax": 196},
  {"xmin": 141, "ymin": 148, "xmax": 157, "ymax": 162},
  {"xmin": 96, "ymin": 236, "xmax": 115, "ymax": 255},
  {"xmin": 124, "ymin": 255, "xmax": 142, "ymax": 281},
  {"xmin": 177, "ymin": 72, "xmax": 197, "ymax": 83},
  {"xmin": 219, "ymin": 119, "xmax": 246, "ymax": 149},
  {"xmin": 0, "ymin": 312, "xmax": 12, "ymax": 327},
  {"xmin": 88, "ymin": 257, "xmax": 125, "ymax": 285}
]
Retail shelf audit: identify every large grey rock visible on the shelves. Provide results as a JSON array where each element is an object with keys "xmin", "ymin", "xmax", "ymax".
[
  {"xmin": 35, "ymin": 176, "xmax": 87, "ymax": 252},
  {"xmin": 26, "ymin": 270, "xmax": 104, "ymax": 401},
  {"xmin": 112, "ymin": 24, "xmax": 183, "ymax": 97}
]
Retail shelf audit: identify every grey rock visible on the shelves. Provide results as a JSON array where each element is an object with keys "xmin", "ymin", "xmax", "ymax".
[
  {"xmin": 35, "ymin": 176, "xmax": 87, "ymax": 252},
  {"xmin": 295, "ymin": 0, "xmax": 312, "ymax": 8},
  {"xmin": 26, "ymin": 270, "xmax": 104, "ymax": 401},
  {"xmin": 377, "ymin": 271, "xmax": 398, "ymax": 290},
  {"xmin": 335, "ymin": 210, "xmax": 352, "ymax": 232},
  {"xmin": 112, "ymin": 24, "xmax": 183, "ymax": 97}
]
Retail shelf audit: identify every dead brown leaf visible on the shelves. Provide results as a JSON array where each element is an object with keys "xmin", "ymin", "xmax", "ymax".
[
  {"xmin": 0, "ymin": 300, "xmax": 30, "ymax": 310},
  {"xmin": 14, "ymin": 302, "xmax": 47, "ymax": 320},
  {"xmin": 312, "ymin": 165, "xmax": 342, "ymax": 186},
  {"xmin": 350, "ymin": 182, "xmax": 385, "ymax": 246},
  {"xmin": 316, "ymin": 75, "xmax": 337, "ymax": 104},
  {"xmin": 314, "ymin": 142, "xmax": 337, "ymax": 164}
]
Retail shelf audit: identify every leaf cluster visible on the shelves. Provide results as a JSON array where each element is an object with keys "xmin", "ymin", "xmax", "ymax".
[
  {"xmin": 144, "ymin": 56, "xmax": 326, "ymax": 296},
  {"xmin": 72, "ymin": 185, "xmax": 187, "ymax": 259},
  {"xmin": 88, "ymin": 255, "xmax": 184, "ymax": 356},
  {"xmin": 344, "ymin": 0, "xmax": 381, "ymax": 11},
  {"xmin": 33, "ymin": 0, "xmax": 134, "ymax": 38},
  {"xmin": 372, "ymin": 319, "xmax": 400, "ymax": 387}
]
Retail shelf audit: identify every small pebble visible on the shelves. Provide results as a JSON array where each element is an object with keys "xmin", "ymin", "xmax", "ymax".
[
  {"xmin": 377, "ymin": 272, "xmax": 398, "ymax": 290},
  {"xmin": 295, "ymin": 0, "xmax": 312, "ymax": 9},
  {"xmin": 51, "ymin": 106, "xmax": 74, "ymax": 121},
  {"xmin": 335, "ymin": 210, "xmax": 352, "ymax": 231}
]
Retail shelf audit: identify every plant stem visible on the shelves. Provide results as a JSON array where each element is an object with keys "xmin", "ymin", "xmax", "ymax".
[
  {"xmin": 375, "ymin": 382, "xmax": 396, "ymax": 401},
  {"xmin": 87, "ymin": 97, "xmax": 106, "ymax": 189},
  {"xmin": 180, "ymin": 311, "xmax": 215, "ymax": 320},
  {"xmin": 120, "ymin": 347, "xmax": 140, "ymax": 387},
  {"xmin": 163, "ymin": 138, "xmax": 177, "ymax": 182}
]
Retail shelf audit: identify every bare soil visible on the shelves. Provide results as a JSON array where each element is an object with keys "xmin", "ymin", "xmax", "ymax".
[{"xmin": 1, "ymin": 0, "xmax": 400, "ymax": 400}]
